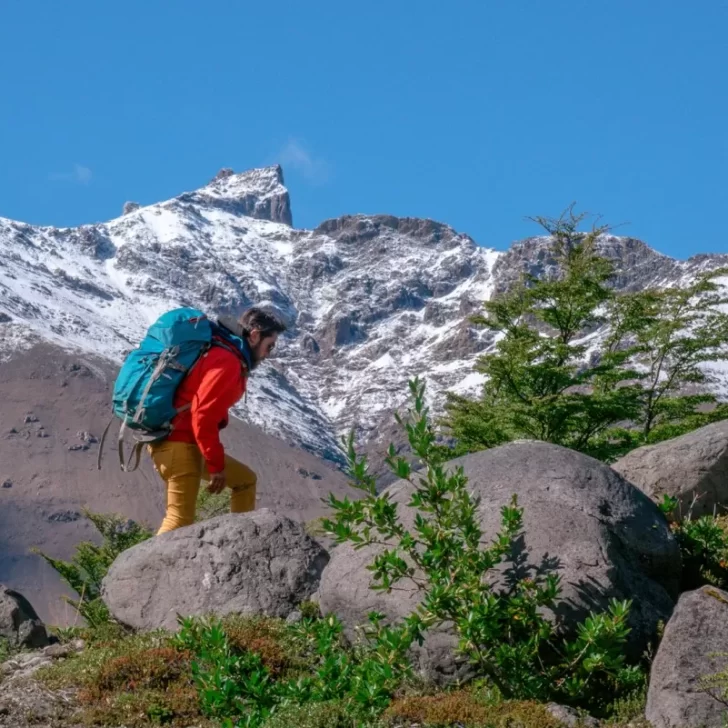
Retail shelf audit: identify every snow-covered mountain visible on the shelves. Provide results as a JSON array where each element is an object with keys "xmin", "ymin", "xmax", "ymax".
[{"xmin": 1, "ymin": 165, "xmax": 727, "ymax": 464}]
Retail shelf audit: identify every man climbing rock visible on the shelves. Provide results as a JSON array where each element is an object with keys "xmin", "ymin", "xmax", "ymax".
[{"xmin": 147, "ymin": 307, "xmax": 286, "ymax": 534}]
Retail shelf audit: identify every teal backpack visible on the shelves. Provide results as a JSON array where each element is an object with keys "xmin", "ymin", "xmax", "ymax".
[{"xmin": 98, "ymin": 307, "xmax": 251, "ymax": 472}]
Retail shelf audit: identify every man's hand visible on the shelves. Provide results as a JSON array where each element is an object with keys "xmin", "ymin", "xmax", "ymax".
[{"xmin": 207, "ymin": 471, "xmax": 226, "ymax": 494}]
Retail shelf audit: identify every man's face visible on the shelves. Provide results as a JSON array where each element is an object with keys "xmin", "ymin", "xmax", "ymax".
[{"xmin": 247, "ymin": 330, "xmax": 279, "ymax": 366}]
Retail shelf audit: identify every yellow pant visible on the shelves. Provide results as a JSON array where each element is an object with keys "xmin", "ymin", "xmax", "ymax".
[{"xmin": 148, "ymin": 441, "xmax": 257, "ymax": 535}]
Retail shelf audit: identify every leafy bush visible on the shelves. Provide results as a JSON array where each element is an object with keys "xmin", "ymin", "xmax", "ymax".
[
  {"xmin": 659, "ymin": 496, "xmax": 728, "ymax": 591},
  {"xmin": 32, "ymin": 509, "xmax": 152, "ymax": 628},
  {"xmin": 323, "ymin": 377, "xmax": 643, "ymax": 712},
  {"xmin": 173, "ymin": 610, "xmax": 413, "ymax": 728},
  {"xmin": 299, "ymin": 600, "xmax": 322, "ymax": 621}
]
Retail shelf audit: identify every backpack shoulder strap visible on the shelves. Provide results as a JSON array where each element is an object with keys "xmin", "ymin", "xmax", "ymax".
[{"xmin": 97, "ymin": 417, "xmax": 114, "ymax": 471}]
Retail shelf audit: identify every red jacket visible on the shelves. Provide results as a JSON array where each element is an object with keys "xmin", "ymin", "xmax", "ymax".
[{"xmin": 167, "ymin": 342, "xmax": 248, "ymax": 473}]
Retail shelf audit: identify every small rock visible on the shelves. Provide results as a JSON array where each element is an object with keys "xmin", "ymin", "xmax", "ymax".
[
  {"xmin": 67, "ymin": 444, "xmax": 88, "ymax": 452},
  {"xmin": 285, "ymin": 610, "xmax": 303, "ymax": 625},
  {"xmin": 43, "ymin": 642, "xmax": 75, "ymax": 659},
  {"xmin": 0, "ymin": 669, "xmax": 76, "ymax": 722},
  {"xmin": 2, "ymin": 480, "xmax": 11, "ymax": 489},
  {"xmin": 546, "ymin": 703, "xmax": 598, "ymax": 727},
  {"xmin": 47, "ymin": 510, "xmax": 82, "ymax": 523},
  {"xmin": 212, "ymin": 167, "xmax": 235, "ymax": 183},
  {"xmin": 0, "ymin": 585, "xmax": 49, "ymax": 649},
  {"xmin": 24, "ymin": 414, "xmax": 39, "ymax": 424},
  {"xmin": 37, "ymin": 430, "xmax": 49, "ymax": 438},
  {"xmin": 15, "ymin": 654, "xmax": 50, "ymax": 671},
  {"xmin": 72, "ymin": 638, "xmax": 85, "ymax": 652}
]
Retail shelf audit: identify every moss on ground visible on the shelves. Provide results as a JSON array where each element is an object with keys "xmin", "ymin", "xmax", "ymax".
[
  {"xmin": 262, "ymin": 699, "xmax": 386, "ymax": 728},
  {"xmin": 383, "ymin": 690, "xmax": 564, "ymax": 728},
  {"xmin": 38, "ymin": 629, "xmax": 202, "ymax": 727}
]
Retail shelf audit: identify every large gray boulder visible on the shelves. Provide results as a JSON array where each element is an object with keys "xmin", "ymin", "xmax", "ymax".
[
  {"xmin": 646, "ymin": 585, "xmax": 728, "ymax": 728},
  {"xmin": 0, "ymin": 585, "xmax": 48, "ymax": 649},
  {"xmin": 613, "ymin": 420, "xmax": 728, "ymax": 519},
  {"xmin": 319, "ymin": 441, "xmax": 680, "ymax": 683},
  {"xmin": 101, "ymin": 510, "xmax": 329, "ymax": 631}
]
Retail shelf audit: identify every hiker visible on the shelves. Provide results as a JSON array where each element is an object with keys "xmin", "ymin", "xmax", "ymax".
[{"xmin": 147, "ymin": 307, "xmax": 286, "ymax": 534}]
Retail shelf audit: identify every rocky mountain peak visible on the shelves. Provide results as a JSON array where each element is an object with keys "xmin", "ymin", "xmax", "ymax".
[
  {"xmin": 315, "ymin": 214, "xmax": 473, "ymax": 249},
  {"xmin": 122, "ymin": 201, "xmax": 141, "ymax": 215},
  {"xmin": 181, "ymin": 164, "xmax": 293, "ymax": 226},
  {"xmin": 491, "ymin": 233, "xmax": 691, "ymax": 294}
]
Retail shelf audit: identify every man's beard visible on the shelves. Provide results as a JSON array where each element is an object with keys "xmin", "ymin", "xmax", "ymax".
[{"xmin": 247, "ymin": 344, "xmax": 262, "ymax": 369}]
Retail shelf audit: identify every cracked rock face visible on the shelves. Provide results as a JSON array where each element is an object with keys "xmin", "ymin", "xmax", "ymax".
[
  {"xmin": 1, "ymin": 165, "xmax": 727, "ymax": 469},
  {"xmin": 613, "ymin": 420, "xmax": 728, "ymax": 519},
  {"xmin": 101, "ymin": 510, "xmax": 329, "ymax": 631},
  {"xmin": 646, "ymin": 585, "xmax": 728, "ymax": 728}
]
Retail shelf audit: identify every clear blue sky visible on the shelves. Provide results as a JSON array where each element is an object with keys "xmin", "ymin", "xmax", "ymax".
[{"xmin": 1, "ymin": 1, "xmax": 726, "ymax": 258}]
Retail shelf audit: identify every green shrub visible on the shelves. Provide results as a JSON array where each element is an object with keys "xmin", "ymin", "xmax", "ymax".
[
  {"xmin": 441, "ymin": 206, "xmax": 728, "ymax": 463},
  {"xmin": 603, "ymin": 682, "xmax": 649, "ymax": 727},
  {"xmin": 323, "ymin": 377, "xmax": 643, "ymax": 712},
  {"xmin": 32, "ymin": 509, "xmax": 153, "ymax": 628},
  {"xmin": 195, "ymin": 484, "xmax": 231, "ymax": 522},
  {"xmin": 659, "ymin": 495, "xmax": 728, "ymax": 591},
  {"xmin": 299, "ymin": 600, "xmax": 322, "ymax": 621},
  {"xmin": 174, "ymin": 610, "xmax": 413, "ymax": 728}
]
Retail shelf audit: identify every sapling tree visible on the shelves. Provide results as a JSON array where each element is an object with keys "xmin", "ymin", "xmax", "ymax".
[
  {"xmin": 323, "ymin": 376, "xmax": 642, "ymax": 708},
  {"xmin": 608, "ymin": 271, "xmax": 728, "ymax": 444},
  {"xmin": 441, "ymin": 206, "xmax": 644, "ymax": 462},
  {"xmin": 442, "ymin": 205, "xmax": 728, "ymax": 461}
]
